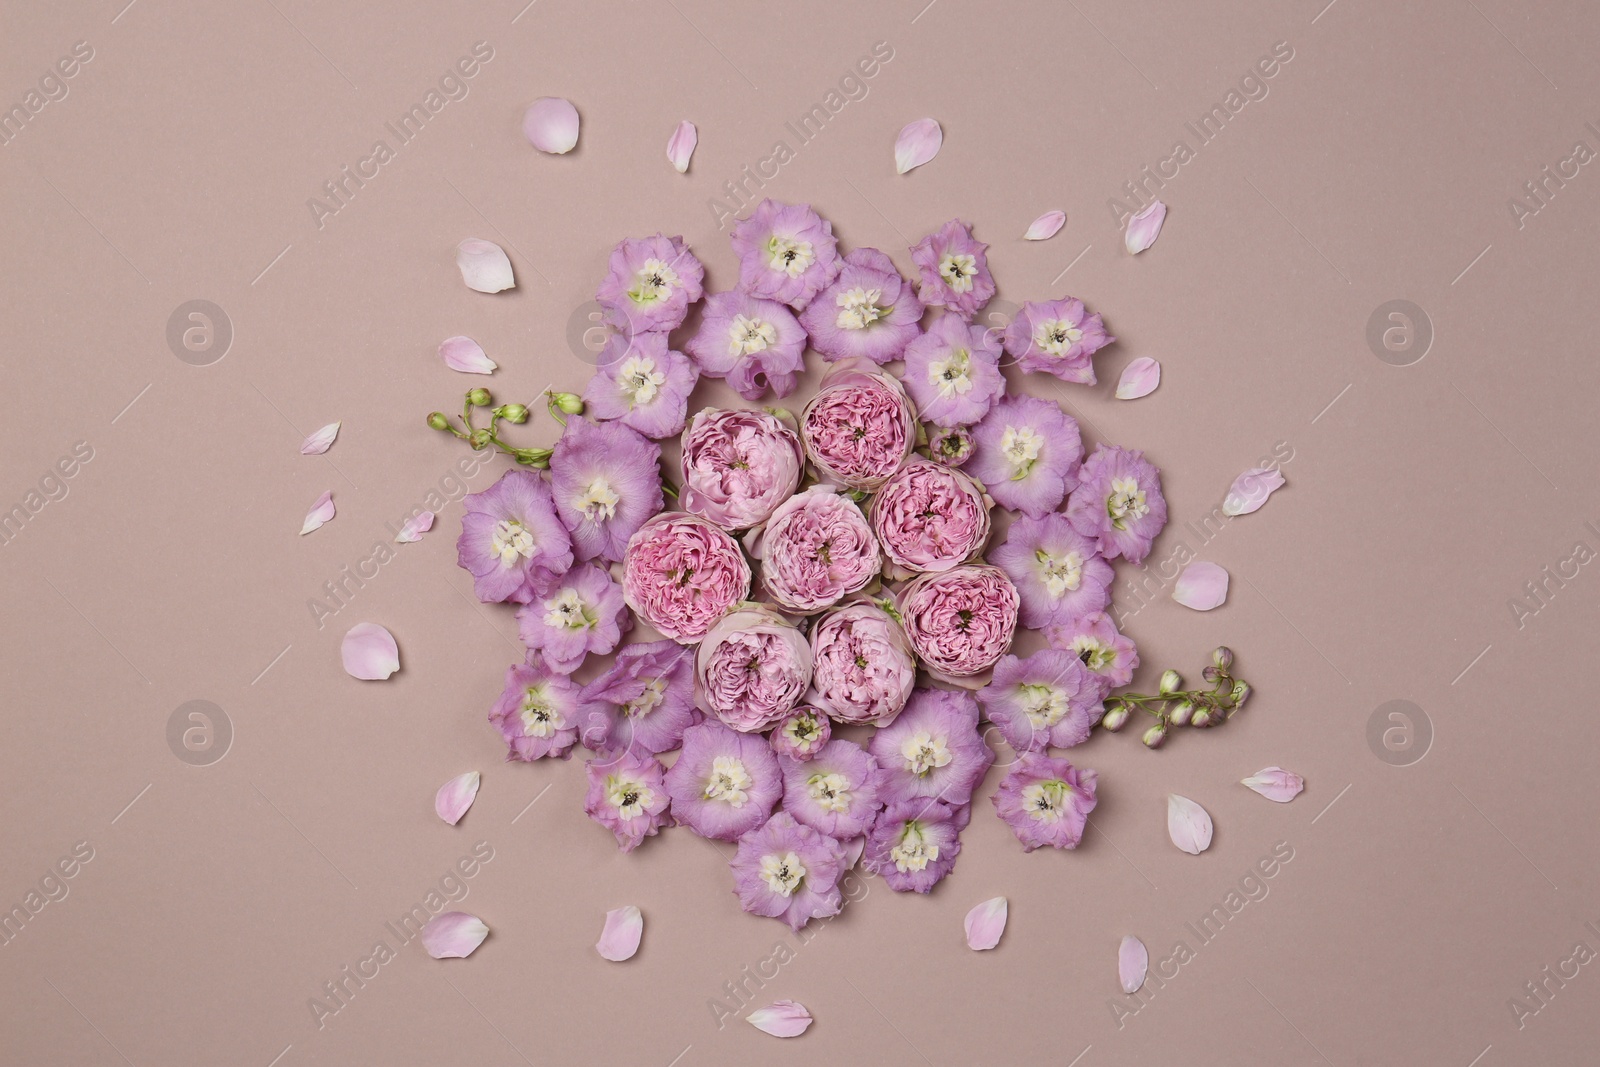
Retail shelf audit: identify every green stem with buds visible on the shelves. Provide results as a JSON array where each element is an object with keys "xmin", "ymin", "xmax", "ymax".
[
  {"xmin": 1099, "ymin": 647, "xmax": 1253, "ymax": 748},
  {"xmin": 426, "ymin": 388, "xmax": 574, "ymax": 469}
]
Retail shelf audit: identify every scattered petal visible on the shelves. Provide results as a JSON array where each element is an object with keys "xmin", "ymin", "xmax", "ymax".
[
  {"xmin": 435, "ymin": 771, "xmax": 480, "ymax": 825},
  {"xmin": 395, "ymin": 511, "xmax": 436, "ymax": 544},
  {"xmin": 1222, "ymin": 467, "xmax": 1286, "ymax": 517},
  {"xmin": 1172, "ymin": 561, "xmax": 1229, "ymax": 611},
  {"xmin": 438, "ymin": 335, "xmax": 497, "ymax": 375},
  {"xmin": 300, "ymin": 490, "xmax": 335, "ymax": 535},
  {"xmin": 300, "ymin": 422, "xmax": 340, "ymax": 455},
  {"xmin": 842, "ymin": 835, "xmax": 866, "ymax": 871},
  {"xmin": 667, "ymin": 120, "xmax": 698, "ymax": 173},
  {"xmin": 1119, "ymin": 935, "xmax": 1149, "ymax": 993},
  {"xmin": 1241, "ymin": 767, "xmax": 1305, "ymax": 803},
  {"xmin": 1167, "ymin": 794, "xmax": 1214, "ymax": 855},
  {"xmin": 523, "ymin": 96, "xmax": 580, "ymax": 154},
  {"xmin": 1023, "ymin": 210, "xmax": 1066, "ymax": 241},
  {"xmin": 747, "ymin": 1000, "xmax": 812, "ymax": 1038},
  {"xmin": 342, "ymin": 622, "xmax": 400, "ymax": 681},
  {"xmin": 420, "ymin": 912, "xmax": 489, "ymax": 959},
  {"xmin": 456, "ymin": 238, "xmax": 515, "ymax": 294},
  {"xmin": 894, "ymin": 118, "xmax": 942, "ymax": 174},
  {"xmin": 1125, "ymin": 200, "xmax": 1167, "ymax": 254},
  {"xmin": 964, "ymin": 896, "xmax": 1008, "ymax": 951},
  {"xmin": 595, "ymin": 905, "xmax": 644, "ymax": 961},
  {"xmin": 1115, "ymin": 357, "xmax": 1161, "ymax": 400}
]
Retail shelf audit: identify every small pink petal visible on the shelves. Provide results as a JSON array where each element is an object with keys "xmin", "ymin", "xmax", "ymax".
[
  {"xmin": 842, "ymin": 835, "xmax": 866, "ymax": 870},
  {"xmin": 523, "ymin": 96, "xmax": 579, "ymax": 154},
  {"xmin": 1172, "ymin": 561, "xmax": 1229, "ymax": 611},
  {"xmin": 299, "ymin": 422, "xmax": 340, "ymax": 455},
  {"xmin": 420, "ymin": 912, "xmax": 488, "ymax": 959},
  {"xmin": 595, "ymin": 906, "xmax": 643, "ymax": 962},
  {"xmin": 1125, "ymin": 200, "xmax": 1167, "ymax": 254},
  {"xmin": 1115, "ymin": 357, "xmax": 1161, "ymax": 399},
  {"xmin": 1241, "ymin": 767, "xmax": 1305, "ymax": 803},
  {"xmin": 667, "ymin": 120, "xmax": 697, "ymax": 173},
  {"xmin": 456, "ymin": 238, "xmax": 515, "ymax": 294},
  {"xmin": 1222, "ymin": 467, "xmax": 1286, "ymax": 517},
  {"xmin": 342, "ymin": 622, "xmax": 400, "ymax": 681},
  {"xmin": 435, "ymin": 771, "xmax": 480, "ymax": 825},
  {"xmin": 1023, "ymin": 210, "xmax": 1066, "ymax": 241},
  {"xmin": 894, "ymin": 118, "xmax": 942, "ymax": 174},
  {"xmin": 300, "ymin": 490, "xmax": 335, "ymax": 535},
  {"xmin": 964, "ymin": 896, "xmax": 1008, "ymax": 951},
  {"xmin": 1167, "ymin": 794, "xmax": 1214, "ymax": 855},
  {"xmin": 1118, "ymin": 935, "xmax": 1149, "ymax": 993},
  {"xmin": 746, "ymin": 1000, "xmax": 812, "ymax": 1038},
  {"xmin": 438, "ymin": 335, "xmax": 497, "ymax": 375},
  {"xmin": 395, "ymin": 511, "xmax": 436, "ymax": 544}
]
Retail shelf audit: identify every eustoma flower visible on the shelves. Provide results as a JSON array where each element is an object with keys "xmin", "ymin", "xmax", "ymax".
[
  {"xmin": 457, "ymin": 470, "xmax": 574, "ymax": 604},
  {"xmin": 730, "ymin": 199, "xmax": 842, "ymax": 310},
  {"xmin": 680, "ymin": 408, "xmax": 804, "ymax": 531},
  {"xmin": 863, "ymin": 798, "xmax": 966, "ymax": 893},
  {"xmin": 968, "ymin": 396, "xmax": 1083, "ymax": 518},
  {"xmin": 1066, "ymin": 444, "xmax": 1168, "ymax": 564},
  {"xmin": 869, "ymin": 688, "xmax": 994, "ymax": 806},
  {"xmin": 800, "ymin": 359, "xmax": 916, "ymax": 491},
  {"xmin": 665, "ymin": 721, "xmax": 782, "ymax": 840},
  {"xmin": 978, "ymin": 650, "xmax": 1100, "ymax": 752},
  {"xmin": 988, "ymin": 513, "xmax": 1113, "ymax": 628},
  {"xmin": 898, "ymin": 565, "xmax": 1020, "ymax": 681},
  {"xmin": 596, "ymin": 233, "xmax": 705, "ymax": 335},
  {"xmin": 807, "ymin": 599, "xmax": 916, "ymax": 726},
  {"xmin": 577, "ymin": 639, "xmax": 698, "ymax": 756},
  {"xmin": 696, "ymin": 604, "xmax": 812, "ymax": 732},
  {"xmin": 516, "ymin": 563, "xmax": 631, "ymax": 673},
  {"xmin": 686, "ymin": 291, "xmax": 806, "ymax": 400},
  {"xmin": 489, "ymin": 658, "xmax": 582, "ymax": 760},
  {"xmin": 753, "ymin": 486, "xmax": 880, "ymax": 613},
  {"xmin": 584, "ymin": 751, "xmax": 673, "ymax": 851},
  {"xmin": 730, "ymin": 812, "xmax": 847, "ymax": 931},
  {"xmin": 622, "ymin": 513, "xmax": 752, "ymax": 643},
  {"xmin": 910, "ymin": 219, "xmax": 996, "ymax": 320},
  {"xmin": 549, "ymin": 418, "xmax": 665, "ymax": 563},
  {"xmin": 869, "ymin": 459, "xmax": 992, "ymax": 575},
  {"xmin": 583, "ymin": 331, "xmax": 698, "ymax": 440},
  {"xmin": 1002, "ymin": 297, "xmax": 1114, "ymax": 384},
  {"xmin": 992, "ymin": 753, "xmax": 1097, "ymax": 851},
  {"xmin": 902, "ymin": 312, "xmax": 1004, "ymax": 427},
  {"xmin": 798, "ymin": 247, "xmax": 923, "ymax": 364},
  {"xmin": 780, "ymin": 739, "xmax": 880, "ymax": 839}
]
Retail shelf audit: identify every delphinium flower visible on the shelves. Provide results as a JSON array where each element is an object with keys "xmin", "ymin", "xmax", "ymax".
[
  {"xmin": 863, "ymin": 798, "xmax": 966, "ymax": 893},
  {"xmin": 665, "ymin": 721, "xmax": 783, "ymax": 840},
  {"xmin": 780, "ymin": 739, "xmax": 881, "ymax": 839},
  {"xmin": 730, "ymin": 812, "xmax": 847, "ymax": 931},
  {"xmin": 977, "ymin": 649, "xmax": 1100, "ymax": 753},
  {"xmin": 516, "ymin": 563, "xmax": 632, "ymax": 673},
  {"xmin": 1044, "ymin": 610, "xmax": 1139, "ymax": 702},
  {"xmin": 489, "ymin": 657, "xmax": 582, "ymax": 760},
  {"xmin": 457, "ymin": 469, "xmax": 574, "ymax": 604},
  {"xmin": 799, "ymin": 359, "xmax": 917, "ymax": 490},
  {"xmin": 769, "ymin": 706, "xmax": 831, "ymax": 761},
  {"xmin": 595, "ymin": 233, "xmax": 705, "ymax": 335},
  {"xmin": 685, "ymin": 291, "xmax": 807, "ymax": 400},
  {"xmin": 729, "ymin": 199, "xmax": 842, "ymax": 310},
  {"xmin": 868, "ymin": 688, "xmax": 994, "ymax": 807},
  {"xmin": 754, "ymin": 486, "xmax": 880, "ymax": 613},
  {"xmin": 901, "ymin": 313, "xmax": 1004, "ymax": 427},
  {"xmin": 868, "ymin": 458, "xmax": 992, "ymax": 575},
  {"xmin": 582, "ymin": 331, "xmax": 698, "ymax": 440},
  {"xmin": 991, "ymin": 753, "xmax": 1097, "ymax": 851},
  {"xmin": 927, "ymin": 425, "xmax": 974, "ymax": 468},
  {"xmin": 1065, "ymin": 444, "xmax": 1168, "ymax": 564},
  {"xmin": 1001, "ymin": 297, "xmax": 1114, "ymax": 384},
  {"xmin": 621, "ymin": 513, "xmax": 752, "ymax": 643},
  {"xmin": 807, "ymin": 599, "xmax": 917, "ymax": 726},
  {"xmin": 583, "ymin": 751, "xmax": 673, "ymax": 852},
  {"xmin": 798, "ymin": 247, "xmax": 923, "ymax": 364},
  {"xmin": 967, "ymin": 396, "xmax": 1083, "ymax": 519},
  {"xmin": 679, "ymin": 408, "xmax": 804, "ymax": 531},
  {"xmin": 695, "ymin": 604, "xmax": 812, "ymax": 732},
  {"xmin": 577, "ymin": 639, "xmax": 698, "ymax": 756},
  {"xmin": 897, "ymin": 565, "xmax": 1020, "ymax": 681},
  {"xmin": 549, "ymin": 418, "xmax": 665, "ymax": 563},
  {"xmin": 909, "ymin": 219, "xmax": 996, "ymax": 320},
  {"xmin": 987, "ymin": 513, "xmax": 1113, "ymax": 629}
]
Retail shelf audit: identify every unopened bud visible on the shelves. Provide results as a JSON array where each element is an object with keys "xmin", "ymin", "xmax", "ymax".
[
  {"xmin": 468, "ymin": 428, "xmax": 492, "ymax": 450},
  {"xmin": 426, "ymin": 411, "xmax": 451, "ymax": 431},
  {"xmin": 1168, "ymin": 700, "xmax": 1194, "ymax": 727},
  {"xmin": 1201, "ymin": 665, "xmax": 1220, "ymax": 683},
  {"xmin": 1158, "ymin": 669, "xmax": 1182, "ymax": 695},
  {"xmin": 1212, "ymin": 646, "xmax": 1234, "ymax": 671},
  {"xmin": 1141, "ymin": 724, "xmax": 1168, "ymax": 748},
  {"xmin": 467, "ymin": 388, "xmax": 493, "ymax": 407},
  {"xmin": 1101, "ymin": 706, "xmax": 1131, "ymax": 732},
  {"xmin": 1191, "ymin": 709, "xmax": 1213, "ymax": 728},
  {"xmin": 1230, "ymin": 681, "xmax": 1252, "ymax": 709},
  {"xmin": 549, "ymin": 391, "xmax": 584, "ymax": 415}
]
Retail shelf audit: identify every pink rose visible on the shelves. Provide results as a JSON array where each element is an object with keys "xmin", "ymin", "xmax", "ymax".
[
  {"xmin": 622, "ymin": 512, "xmax": 752, "ymax": 643},
  {"xmin": 751, "ymin": 485, "xmax": 881, "ymax": 613},
  {"xmin": 680, "ymin": 408, "xmax": 804, "ymax": 530},
  {"xmin": 898, "ymin": 565, "xmax": 1019, "ymax": 682},
  {"xmin": 800, "ymin": 358, "xmax": 916, "ymax": 490},
  {"xmin": 868, "ymin": 457, "xmax": 992, "ymax": 575},
  {"xmin": 695, "ymin": 604, "xmax": 812, "ymax": 732},
  {"xmin": 808, "ymin": 598, "xmax": 917, "ymax": 726}
]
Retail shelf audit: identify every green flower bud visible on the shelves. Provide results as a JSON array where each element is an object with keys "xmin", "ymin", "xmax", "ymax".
[
  {"xmin": 468, "ymin": 428, "xmax": 492, "ymax": 450},
  {"xmin": 1191, "ymin": 709, "xmax": 1213, "ymax": 728},
  {"xmin": 1158, "ymin": 669, "xmax": 1182, "ymax": 695},
  {"xmin": 1230, "ymin": 681, "xmax": 1252, "ymax": 709},
  {"xmin": 1168, "ymin": 700, "xmax": 1194, "ymax": 727},
  {"xmin": 1212, "ymin": 646, "xmax": 1234, "ymax": 671},
  {"xmin": 550, "ymin": 392, "xmax": 584, "ymax": 415},
  {"xmin": 467, "ymin": 388, "xmax": 493, "ymax": 407},
  {"xmin": 426, "ymin": 411, "xmax": 451, "ymax": 431},
  {"xmin": 499, "ymin": 404, "xmax": 530, "ymax": 424},
  {"xmin": 1101, "ymin": 706, "xmax": 1130, "ymax": 732},
  {"xmin": 1141, "ymin": 724, "xmax": 1167, "ymax": 748}
]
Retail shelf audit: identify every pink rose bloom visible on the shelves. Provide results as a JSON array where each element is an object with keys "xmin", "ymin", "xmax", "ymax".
[
  {"xmin": 898, "ymin": 565, "xmax": 1020, "ymax": 681},
  {"xmin": 622, "ymin": 512, "xmax": 752, "ymax": 643},
  {"xmin": 808, "ymin": 598, "xmax": 916, "ymax": 726},
  {"xmin": 752, "ymin": 486, "xmax": 880, "ymax": 613},
  {"xmin": 869, "ymin": 458, "xmax": 992, "ymax": 575},
  {"xmin": 680, "ymin": 408, "xmax": 804, "ymax": 531},
  {"xmin": 695, "ymin": 604, "xmax": 812, "ymax": 732},
  {"xmin": 800, "ymin": 359, "xmax": 917, "ymax": 491}
]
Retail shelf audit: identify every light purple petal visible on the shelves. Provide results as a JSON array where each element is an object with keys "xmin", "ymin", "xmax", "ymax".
[
  {"xmin": 523, "ymin": 96, "xmax": 579, "ymax": 154},
  {"xmin": 595, "ymin": 905, "xmax": 643, "ymax": 961},
  {"xmin": 667, "ymin": 120, "xmax": 697, "ymax": 173},
  {"xmin": 434, "ymin": 771, "xmax": 480, "ymax": 825},
  {"xmin": 747, "ymin": 1000, "xmax": 812, "ymax": 1038},
  {"xmin": 1119, "ymin": 935, "xmax": 1148, "ymax": 993},
  {"xmin": 964, "ymin": 896, "xmax": 1007, "ymax": 951},
  {"xmin": 1172, "ymin": 561, "xmax": 1229, "ymax": 611},
  {"xmin": 895, "ymin": 118, "xmax": 942, "ymax": 174},
  {"xmin": 439, "ymin": 335, "xmax": 497, "ymax": 375},
  {"xmin": 842, "ymin": 835, "xmax": 866, "ymax": 870},
  {"xmin": 1125, "ymin": 200, "xmax": 1167, "ymax": 254},
  {"xmin": 1023, "ymin": 210, "xmax": 1065, "ymax": 241},
  {"xmin": 1167, "ymin": 794, "xmax": 1213, "ymax": 855},
  {"xmin": 1241, "ymin": 767, "xmax": 1305, "ymax": 803},
  {"xmin": 1222, "ymin": 467, "xmax": 1287, "ymax": 517},
  {"xmin": 300, "ymin": 422, "xmax": 340, "ymax": 455},
  {"xmin": 395, "ymin": 510, "xmax": 435, "ymax": 543},
  {"xmin": 1115, "ymin": 357, "xmax": 1161, "ymax": 400},
  {"xmin": 342, "ymin": 622, "xmax": 400, "ymax": 681},
  {"xmin": 456, "ymin": 238, "xmax": 515, "ymax": 293},
  {"xmin": 300, "ymin": 490, "xmax": 335, "ymax": 535},
  {"xmin": 420, "ymin": 912, "xmax": 489, "ymax": 959}
]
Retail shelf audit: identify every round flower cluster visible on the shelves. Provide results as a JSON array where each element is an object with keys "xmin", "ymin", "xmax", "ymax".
[{"xmin": 458, "ymin": 201, "xmax": 1169, "ymax": 929}]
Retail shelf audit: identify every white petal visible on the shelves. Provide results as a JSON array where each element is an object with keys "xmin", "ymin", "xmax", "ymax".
[
  {"xmin": 894, "ymin": 118, "xmax": 942, "ymax": 174},
  {"xmin": 342, "ymin": 622, "xmax": 400, "ymax": 681},
  {"xmin": 523, "ymin": 96, "xmax": 580, "ymax": 154},
  {"xmin": 595, "ymin": 905, "xmax": 643, "ymax": 962},
  {"xmin": 300, "ymin": 422, "xmax": 340, "ymax": 455},
  {"xmin": 964, "ymin": 896, "xmax": 1008, "ymax": 951},
  {"xmin": 1167, "ymin": 794, "xmax": 1214, "ymax": 855},
  {"xmin": 300, "ymin": 490, "xmax": 335, "ymax": 535},
  {"xmin": 1241, "ymin": 767, "xmax": 1305, "ymax": 803},
  {"xmin": 1125, "ymin": 200, "xmax": 1167, "ymax": 254},
  {"xmin": 667, "ymin": 120, "xmax": 697, "ymax": 173},
  {"xmin": 1222, "ymin": 467, "xmax": 1286, "ymax": 517},
  {"xmin": 746, "ymin": 1000, "xmax": 812, "ymax": 1038},
  {"xmin": 1119, "ymin": 935, "xmax": 1149, "ymax": 993},
  {"xmin": 1115, "ymin": 357, "xmax": 1161, "ymax": 399},
  {"xmin": 438, "ymin": 335, "xmax": 497, "ymax": 375},
  {"xmin": 1023, "ymin": 210, "xmax": 1066, "ymax": 241},
  {"xmin": 420, "ymin": 912, "xmax": 489, "ymax": 959},
  {"xmin": 456, "ymin": 238, "xmax": 515, "ymax": 294},
  {"xmin": 435, "ymin": 771, "xmax": 480, "ymax": 825},
  {"xmin": 395, "ymin": 511, "xmax": 436, "ymax": 544},
  {"xmin": 1172, "ymin": 561, "xmax": 1229, "ymax": 611}
]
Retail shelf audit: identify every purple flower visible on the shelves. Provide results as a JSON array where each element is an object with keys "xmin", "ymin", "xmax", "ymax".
[
  {"xmin": 583, "ymin": 751, "xmax": 673, "ymax": 852},
  {"xmin": 729, "ymin": 200, "xmax": 841, "ymax": 309},
  {"xmin": 730, "ymin": 812, "xmax": 847, "ymax": 931},
  {"xmin": 1044, "ymin": 610, "xmax": 1139, "ymax": 702},
  {"xmin": 992, "ymin": 753, "xmax": 1097, "ymax": 851},
  {"xmin": 798, "ymin": 247, "xmax": 923, "ymax": 364},
  {"xmin": 665, "ymin": 721, "xmax": 782, "ymax": 840},
  {"xmin": 869, "ymin": 688, "xmax": 994, "ymax": 807},
  {"xmin": 769, "ymin": 706, "xmax": 830, "ymax": 761},
  {"xmin": 549, "ymin": 418, "xmax": 665, "ymax": 563},
  {"xmin": 781, "ymin": 739, "xmax": 881, "ymax": 840},
  {"xmin": 909, "ymin": 219, "xmax": 995, "ymax": 320},
  {"xmin": 577, "ymin": 639, "xmax": 698, "ymax": 756},
  {"xmin": 863, "ymin": 798, "xmax": 965, "ymax": 893},
  {"xmin": 583, "ymin": 332, "xmax": 699, "ymax": 440},
  {"xmin": 927, "ymin": 425, "xmax": 974, "ymax": 468},
  {"xmin": 901, "ymin": 313, "xmax": 1004, "ymax": 427},
  {"xmin": 488, "ymin": 658, "xmax": 582, "ymax": 760},
  {"xmin": 978, "ymin": 650, "xmax": 1099, "ymax": 752},
  {"xmin": 1065, "ymin": 444, "xmax": 1168, "ymax": 564},
  {"xmin": 685, "ymin": 290, "xmax": 806, "ymax": 400},
  {"xmin": 1002, "ymin": 298, "xmax": 1115, "ymax": 384},
  {"xmin": 516, "ymin": 563, "xmax": 631, "ymax": 673},
  {"xmin": 457, "ymin": 469, "xmax": 574, "ymax": 604},
  {"xmin": 968, "ymin": 396, "xmax": 1084, "ymax": 519},
  {"xmin": 680, "ymin": 408, "xmax": 804, "ymax": 531},
  {"xmin": 988, "ymin": 513, "xmax": 1113, "ymax": 628},
  {"xmin": 595, "ymin": 233, "xmax": 705, "ymax": 335}
]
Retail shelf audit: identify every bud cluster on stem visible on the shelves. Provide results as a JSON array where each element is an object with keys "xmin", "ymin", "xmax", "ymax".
[
  {"xmin": 1098, "ymin": 647, "xmax": 1252, "ymax": 749},
  {"xmin": 425, "ymin": 387, "xmax": 576, "ymax": 468}
]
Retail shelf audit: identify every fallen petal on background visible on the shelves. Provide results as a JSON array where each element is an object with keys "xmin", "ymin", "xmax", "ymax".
[
  {"xmin": 667, "ymin": 120, "xmax": 698, "ymax": 173},
  {"xmin": 300, "ymin": 422, "xmax": 340, "ymax": 455},
  {"xmin": 439, "ymin": 336, "xmax": 497, "ymax": 375},
  {"xmin": 395, "ymin": 511, "xmax": 436, "ymax": 544},
  {"xmin": 435, "ymin": 771, "xmax": 480, "ymax": 825},
  {"xmin": 1023, "ymin": 210, "xmax": 1066, "ymax": 241},
  {"xmin": 964, "ymin": 896, "xmax": 1008, "ymax": 951},
  {"xmin": 420, "ymin": 912, "xmax": 489, "ymax": 959},
  {"xmin": 300, "ymin": 490, "xmax": 335, "ymax": 535},
  {"xmin": 1125, "ymin": 200, "xmax": 1167, "ymax": 254},
  {"xmin": 1222, "ymin": 466, "xmax": 1287, "ymax": 517},
  {"xmin": 523, "ymin": 96, "xmax": 580, "ymax": 154},
  {"xmin": 456, "ymin": 239, "xmax": 515, "ymax": 294},
  {"xmin": 1119, "ymin": 935, "xmax": 1149, "ymax": 993},
  {"xmin": 1172, "ymin": 561, "xmax": 1229, "ymax": 610},
  {"xmin": 1167, "ymin": 794, "xmax": 1214, "ymax": 855},
  {"xmin": 342, "ymin": 622, "xmax": 400, "ymax": 681},
  {"xmin": 894, "ymin": 117, "xmax": 942, "ymax": 174},
  {"xmin": 1115, "ymin": 357, "xmax": 1161, "ymax": 399},
  {"xmin": 1241, "ymin": 767, "xmax": 1305, "ymax": 803},
  {"xmin": 596, "ymin": 905, "xmax": 644, "ymax": 961},
  {"xmin": 747, "ymin": 1000, "xmax": 812, "ymax": 1038}
]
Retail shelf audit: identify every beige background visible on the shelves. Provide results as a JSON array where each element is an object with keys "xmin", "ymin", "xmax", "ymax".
[{"xmin": 3, "ymin": 0, "xmax": 1598, "ymax": 1064}]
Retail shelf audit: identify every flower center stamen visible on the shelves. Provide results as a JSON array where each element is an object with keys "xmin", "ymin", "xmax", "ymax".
[
  {"xmin": 759, "ymin": 850, "xmax": 807, "ymax": 896},
  {"xmin": 727, "ymin": 314, "xmax": 779, "ymax": 357},
  {"xmin": 618, "ymin": 355, "xmax": 666, "ymax": 405},
  {"xmin": 806, "ymin": 772, "xmax": 853, "ymax": 814},
  {"xmin": 1034, "ymin": 318, "xmax": 1084, "ymax": 357},
  {"xmin": 703, "ymin": 756, "xmax": 753, "ymax": 806},
  {"xmin": 519, "ymin": 685, "xmax": 565, "ymax": 737},
  {"xmin": 1037, "ymin": 548, "xmax": 1084, "ymax": 597},
  {"xmin": 577, "ymin": 477, "xmax": 620, "ymax": 522},
  {"xmin": 490, "ymin": 519, "xmax": 537, "ymax": 566},
  {"xmin": 835, "ymin": 286, "xmax": 885, "ymax": 330},
  {"xmin": 628, "ymin": 258, "xmax": 680, "ymax": 305},
  {"xmin": 767, "ymin": 236, "xmax": 815, "ymax": 278},
  {"xmin": 900, "ymin": 730, "xmax": 953, "ymax": 777},
  {"xmin": 1021, "ymin": 779, "xmax": 1071, "ymax": 821},
  {"xmin": 891, "ymin": 822, "xmax": 940, "ymax": 872},
  {"xmin": 938, "ymin": 253, "xmax": 977, "ymax": 293},
  {"xmin": 928, "ymin": 348, "xmax": 975, "ymax": 398},
  {"xmin": 999, "ymin": 425, "xmax": 1044, "ymax": 478},
  {"xmin": 1107, "ymin": 476, "xmax": 1149, "ymax": 529}
]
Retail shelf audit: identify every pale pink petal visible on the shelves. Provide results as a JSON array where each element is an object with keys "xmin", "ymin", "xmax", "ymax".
[
  {"xmin": 1167, "ymin": 794, "xmax": 1214, "ymax": 855},
  {"xmin": 842, "ymin": 835, "xmax": 866, "ymax": 870},
  {"xmin": 1023, "ymin": 210, "xmax": 1066, "ymax": 241},
  {"xmin": 435, "ymin": 771, "xmax": 480, "ymax": 825},
  {"xmin": 438, "ymin": 335, "xmax": 497, "ymax": 375},
  {"xmin": 1222, "ymin": 467, "xmax": 1286, "ymax": 517},
  {"xmin": 299, "ymin": 422, "xmax": 340, "ymax": 455},
  {"xmin": 746, "ymin": 1000, "xmax": 812, "ymax": 1038},
  {"xmin": 1125, "ymin": 200, "xmax": 1167, "ymax": 254},
  {"xmin": 420, "ymin": 912, "xmax": 488, "ymax": 959},
  {"xmin": 894, "ymin": 118, "xmax": 942, "ymax": 174},
  {"xmin": 1241, "ymin": 767, "xmax": 1305, "ymax": 803},
  {"xmin": 1114, "ymin": 357, "xmax": 1161, "ymax": 400},
  {"xmin": 300, "ymin": 490, "xmax": 335, "ymax": 535},
  {"xmin": 595, "ymin": 905, "xmax": 643, "ymax": 962},
  {"xmin": 523, "ymin": 96, "xmax": 580, "ymax": 154},
  {"xmin": 1172, "ymin": 561, "xmax": 1229, "ymax": 611},
  {"xmin": 1119, "ymin": 935, "xmax": 1149, "ymax": 993},
  {"xmin": 667, "ymin": 120, "xmax": 698, "ymax": 173},
  {"xmin": 456, "ymin": 238, "xmax": 515, "ymax": 294},
  {"xmin": 395, "ymin": 511, "xmax": 436, "ymax": 544},
  {"xmin": 342, "ymin": 622, "xmax": 400, "ymax": 681},
  {"xmin": 964, "ymin": 896, "xmax": 1008, "ymax": 951}
]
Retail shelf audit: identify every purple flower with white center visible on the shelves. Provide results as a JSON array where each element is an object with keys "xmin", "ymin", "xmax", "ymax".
[
  {"xmin": 583, "ymin": 751, "xmax": 673, "ymax": 852},
  {"xmin": 901, "ymin": 313, "xmax": 1004, "ymax": 428},
  {"xmin": 577, "ymin": 639, "xmax": 698, "ymax": 756},
  {"xmin": 909, "ymin": 219, "xmax": 996, "ymax": 320},
  {"xmin": 988, "ymin": 513, "xmax": 1113, "ymax": 628},
  {"xmin": 457, "ymin": 469, "xmax": 574, "ymax": 604},
  {"xmin": 665, "ymin": 721, "xmax": 782, "ymax": 841},
  {"xmin": 769, "ymin": 706, "xmax": 830, "ymax": 761},
  {"xmin": 978, "ymin": 650, "xmax": 1100, "ymax": 753},
  {"xmin": 798, "ymin": 247, "xmax": 923, "ymax": 364},
  {"xmin": 595, "ymin": 233, "xmax": 705, "ymax": 335},
  {"xmin": 863, "ymin": 798, "xmax": 965, "ymax": 893},
  {"xmin": 729, "ymin": 199, "xmax": 842, "ymax": 310},
  {"xmin": 730, "ymin": 811, "xmax": 847, "ymax": 931},
  {"xmin": 967, "ymin": 396, "xmax": 1083, "ymax": 519},
  {"xmin": 685, "ymin": 290, "xmax": 807, "ymax": 401},
  {"xmin": 868, "ymin": 688, "xmax": 994, "ymax": 807},
  {"xmin": 992, "ymin": 752, "xmax": 1098, "ymax": 851},
  {"xmin": 927, "ymin": 425, "xmax": 974, "ymax": 468},
  {"xmin": 549, "ymin": 418, "xmax": 665, "ymax": 563},
  {"xmin": 1002, "ymin": 297, "xmax": 1115, "ymax": 385},
  {"xmin": 583, "ymin": 331, "xmax": 698, "ymax": 440},
  {"xmin": 781, "ymin": 739, "xmax": 881, "ymax": 839},
  {"xmin": 1065, "ymin": 444, "xmax": 1168, "ymax": 564},
  {"xmin": 489, "ymin": 658, "xmax": 582, "ymax": 761},
  {"xmin": 1044, "ymin": 610, "xmax": 1139, "ymax": 702},
  {"xmin": 516, "ymin": 563, "xmax": 631, "ymax": 673}
]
